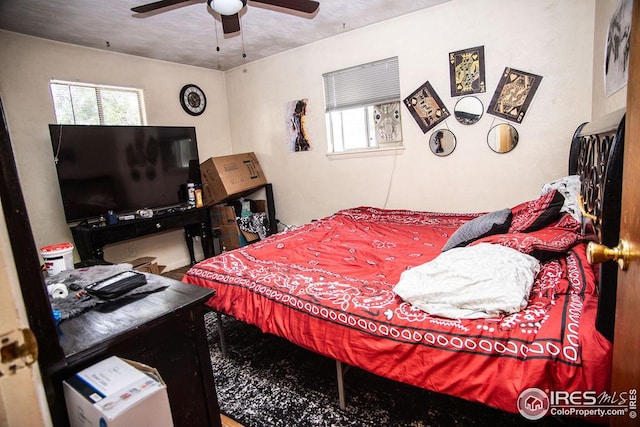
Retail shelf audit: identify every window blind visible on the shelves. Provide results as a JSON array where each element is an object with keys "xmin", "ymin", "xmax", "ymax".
[{"xmin": 323, "ymin": 57, "xmax": 400, "ymax": 112}]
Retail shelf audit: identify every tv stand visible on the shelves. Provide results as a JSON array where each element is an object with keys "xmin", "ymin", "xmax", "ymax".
[{"xmin": 71, "ymin": 207, "xmax": 214, "ymax": 264}]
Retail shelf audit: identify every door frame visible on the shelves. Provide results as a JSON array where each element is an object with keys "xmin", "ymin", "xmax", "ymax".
[{"xmin": 0, "ymin": 97, "xmax": 67, "ymax": 424}]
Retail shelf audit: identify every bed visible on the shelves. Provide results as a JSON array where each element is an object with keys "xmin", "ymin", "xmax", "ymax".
[{"xmin": 183, "ymin": 111, "xmax": 625, "ymax": 419}]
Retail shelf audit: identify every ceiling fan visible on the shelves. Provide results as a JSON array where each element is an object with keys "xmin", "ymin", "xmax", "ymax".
[{"xmin": 131, "ymin": 0, "xmax": 320, "ymax": 34}]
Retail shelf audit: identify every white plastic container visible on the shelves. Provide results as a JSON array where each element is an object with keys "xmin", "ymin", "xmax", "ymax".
[{"xmin": 40, "ymin": 242, "xmax": 74, "ymax": 276}]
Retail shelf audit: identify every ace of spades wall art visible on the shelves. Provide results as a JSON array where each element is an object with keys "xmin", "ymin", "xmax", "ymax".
[
  {"xmin": 449, "ymin": 45, "xmax": 486, "ymax": 97},
  {"xmin": 403, "ymin": 81, "xmax": 450, "ymax": 134},
  {"xmin": 487, "ymin": 67, "xmax": 543, "ymax": 123}
]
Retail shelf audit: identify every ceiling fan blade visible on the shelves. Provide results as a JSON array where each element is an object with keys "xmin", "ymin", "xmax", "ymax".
[
  {"xmin": 250, "ymin": 0, "xmax": 319, "ymax": 14},
  {"xmin": 131, "ymin": 0, "xmax": 192, "ymax": 13},
  {"xmin": 221, "ymin": 14, "xmax": 241, "ymax": 34}
]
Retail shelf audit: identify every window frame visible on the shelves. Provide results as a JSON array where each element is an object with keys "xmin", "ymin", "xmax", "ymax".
[
  {"xmin": 323, "ymin": 57, "xmax": 403, "ymax": 156},
  {"xmin": 50, "ymin": 80, "xmax": 147, "ymax": 126}
]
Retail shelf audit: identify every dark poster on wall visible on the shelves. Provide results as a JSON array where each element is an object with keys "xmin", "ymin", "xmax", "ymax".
[
  {"xmin": 449, "ymin": 45, "xmax": 486, "ymax": 97},
  {"xmin": 286, "ymin": 98, "xmax": 310, "ymax": 152},
  {"xmin": 403, "ymin": 81, "xmax": 450, "ymax": 134},
  {"xmin": 487, "ymin": 67, "xmax": 543, "ymax": 123}
]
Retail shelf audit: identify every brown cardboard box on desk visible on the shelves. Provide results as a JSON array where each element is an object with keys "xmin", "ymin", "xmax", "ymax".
[
  {"xmin": 200, "ymin": 152, "xmax": 267, "ymax": 206},
  {"xmin": 63, "ymin": 356, "xmax": 173, "ymax": 427}
]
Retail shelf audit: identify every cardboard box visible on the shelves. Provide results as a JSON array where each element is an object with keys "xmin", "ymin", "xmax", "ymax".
[
  {"xmin": 210, "ymin": 200, "xmax": 267, "ymax": 226},
  {"xmin": 217, "ymin": 224, "xmax": 242, "ymax": 251},
  {"xmin": 200, "ymin": 152, "xmax": 267, "ymax": 205},
  {"xmin": 210, "ymin": 205, "xmax": 237, "ymax": 226},
  {"xmin": 211, "ymin": 200, "xmax": 267, "ymax": 249},
  {"xmin": 63, "ymin": 356, "xmax": 173, "ymax": 427},
  {"xmin": 127, "ymin": 256, "xmax": 165, "ymax": 275},
  {"xmin": 240, "ymin": 229, "xmax": 260, "ymax": 244},
  {"xmin": 253, "ymin": 200, "xmax": 267, "ymax": 215}
]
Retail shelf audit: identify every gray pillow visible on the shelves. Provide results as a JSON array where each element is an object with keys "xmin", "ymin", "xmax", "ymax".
[{"xmin": 441, "ymin": 208, "xmax": 513, "ymax": 252}]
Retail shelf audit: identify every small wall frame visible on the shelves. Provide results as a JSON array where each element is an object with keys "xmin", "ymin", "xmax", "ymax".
[
  {"xmin": 454, "ymin": 96, "xmax": 484, "ymax": 125},
  {"xmin": 429, "ymin": 129, "xmax": 456, "ymax": 156},
  {"xmin": 487, "ymin": 123, "xmax": 519, "ymax": 153}
]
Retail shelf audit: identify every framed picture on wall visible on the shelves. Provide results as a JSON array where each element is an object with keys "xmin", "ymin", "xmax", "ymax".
[
  {"xmin": 285, "ymin": 98, "xmax": 310, "ymax": 151},
  {"xmin": 403, "ymin": 81, "xmax": 450, "ymax": 134},
  {"xmin": 373, "ymin": 102, "xmax": 403, "ymax": 143},
  {"xmin": 604, "ymin": 0, "xmax": 632, "ymax": 96},
  {"xmin": 487, "ymin": 67, "xmax": 543, "ymax": 123},
  {"xmin": 449, "ymin": 45, "xmax": 486, "ymax": 97}
]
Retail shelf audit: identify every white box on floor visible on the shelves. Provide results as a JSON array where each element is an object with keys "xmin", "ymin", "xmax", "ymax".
[{"xmin": 63, "ymin": 356, "xmax": 174, "ymax": 427}]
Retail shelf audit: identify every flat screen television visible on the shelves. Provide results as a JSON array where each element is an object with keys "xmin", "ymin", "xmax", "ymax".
[{"xmin": 49, "ymin": 124, "xmax": 201, "ymax": 223}]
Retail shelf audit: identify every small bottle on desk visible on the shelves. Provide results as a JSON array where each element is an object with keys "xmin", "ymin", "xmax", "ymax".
[
  {"xmin": 195, "ymin": 187, "xmax": 203, "ymax": 208},
  {"xmin": 106, "ymin": 210, "xmax": 118, "ymax": 225}
]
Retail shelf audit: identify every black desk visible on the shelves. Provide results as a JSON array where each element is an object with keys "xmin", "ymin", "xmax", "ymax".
[
  {"xmin": 71, "ymin": 207, "xmax": 213, "ymax": 264},
  {"xmin": 55, "ymin": 273, "xmax": 221, "ymax": 427}
]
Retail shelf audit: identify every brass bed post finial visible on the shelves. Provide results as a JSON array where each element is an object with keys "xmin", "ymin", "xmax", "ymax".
[{"xmin": 576, "ymin": 195, "xmax": 598, "ymax": 222}]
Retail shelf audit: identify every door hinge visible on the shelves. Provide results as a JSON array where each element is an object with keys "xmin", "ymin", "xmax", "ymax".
[{"xmin": 0, "ymin": 328, "xmax": 38, "ymax": 376}]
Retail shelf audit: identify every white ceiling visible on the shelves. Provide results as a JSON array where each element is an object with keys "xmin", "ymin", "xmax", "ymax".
[{"xmin": 0, "ymin": 0, "xmax": 450, "ymax": 71}]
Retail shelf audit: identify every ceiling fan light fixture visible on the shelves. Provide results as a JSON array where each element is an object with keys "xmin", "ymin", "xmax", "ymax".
[{"xmin": 208, "ymin": 0, "xmax": 246, "ymax": 16}]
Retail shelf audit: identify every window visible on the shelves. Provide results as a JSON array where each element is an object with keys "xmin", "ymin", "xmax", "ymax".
[
  {"xmin": 50, "ymin": 80, "xmax": 146, "ymax": 125},
  {"xmin": 323, "ymin": 57, "xmax": 402, "ymax": 154}
]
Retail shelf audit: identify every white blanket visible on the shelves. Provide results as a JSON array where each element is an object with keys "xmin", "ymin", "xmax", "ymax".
[{"xmin": 393, "ymin": 243, "xmax": 541, "ymax": 319}]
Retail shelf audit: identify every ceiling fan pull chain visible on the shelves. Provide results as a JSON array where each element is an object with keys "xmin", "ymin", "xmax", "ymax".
[
  {"xmin": 214, "ymin": 17, "xmax": 220, "ymax": 52},
  {"xmin": 241, "ymin": 29, "xmax": 247, "ymax": 59}
]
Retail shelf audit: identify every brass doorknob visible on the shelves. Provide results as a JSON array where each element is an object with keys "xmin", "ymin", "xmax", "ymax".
[{"xmin": 587, "ymin": 240, "xmax": 631, "ymax": 270}]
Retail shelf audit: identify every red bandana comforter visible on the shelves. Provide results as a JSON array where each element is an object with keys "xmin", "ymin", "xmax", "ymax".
[{"xmin": 184, "ymin": 206, "xmax": 612, "ymax": 414}]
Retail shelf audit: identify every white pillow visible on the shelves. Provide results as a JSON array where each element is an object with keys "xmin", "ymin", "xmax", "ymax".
[
  {"xmin": 541, "ymin": 175, "xmax": 582, "ymax": 223},
  {"xmin": 394, "ymin": 243, "xmax": 540, "ymax": 319}
]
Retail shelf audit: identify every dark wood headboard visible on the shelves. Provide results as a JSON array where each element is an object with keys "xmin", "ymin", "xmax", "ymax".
[{"xmin": 568, "ymin": 108, "xmax": 625, "ymax": 342}]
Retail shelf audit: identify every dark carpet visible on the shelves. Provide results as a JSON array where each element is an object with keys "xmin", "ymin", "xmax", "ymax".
[{"xmin": 204, "ymin": 312, "xmax": 595, "ymax": 427}]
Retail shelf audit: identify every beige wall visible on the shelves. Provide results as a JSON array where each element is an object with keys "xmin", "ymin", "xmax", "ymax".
[
  {"xmin": 0, "ymin": 31, "xmax": 232, "ymax": 270},
  {"xmin": 592, "ymin": 0, "xmax": 629, "ymax": 117},
  {"xmin": 226, "ymin": 0, "xmax": 597, "ymax": 227},
  {"xmin": 0, "ymin": 1, "xmax": 603, "ymax": 268}
]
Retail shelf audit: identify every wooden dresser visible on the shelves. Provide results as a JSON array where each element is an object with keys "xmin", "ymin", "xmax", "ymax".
[{"xmin": 54, "ymin": 273, "xmax": 221, "ymax": 427}]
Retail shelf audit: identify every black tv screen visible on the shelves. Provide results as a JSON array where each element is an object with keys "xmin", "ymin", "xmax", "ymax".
[{"xmin": 49, "ymin": 125, "xmax": 201, "ymax": 223}]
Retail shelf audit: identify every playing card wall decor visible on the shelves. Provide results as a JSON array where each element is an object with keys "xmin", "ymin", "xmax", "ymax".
[
  {"xmin": 403, "ymin": 81, "xmax": 450, "ymax": 134},
  {"xmin": 449, "ymin": 45, "xmax": 486, "ymax": 97},
  {"xmin": 487, "ymin": 68, "xmax": 543, "ymax": 124}
]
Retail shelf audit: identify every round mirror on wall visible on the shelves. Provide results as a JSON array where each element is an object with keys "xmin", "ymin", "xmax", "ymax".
[
  {"xmin": 454, "ymin": 96, "xmax": 484, "ymax": 125},
  {"xmin": 487, "ymin": 123, "xmax": 519, "ymax": 153},
  {"xmin": 429, "ymin": 129, "xmax": 456, "ymax": 156}
]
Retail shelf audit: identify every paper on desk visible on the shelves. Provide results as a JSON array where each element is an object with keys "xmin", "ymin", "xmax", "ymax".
[{"xmin": 76, "ymin": 356, "xmax": 148, "ymax": 396}]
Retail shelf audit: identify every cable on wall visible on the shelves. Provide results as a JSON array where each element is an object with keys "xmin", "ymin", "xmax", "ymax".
[{"xmin": 383, "ymin": 150, "xmax": 399, "ymax": 208}]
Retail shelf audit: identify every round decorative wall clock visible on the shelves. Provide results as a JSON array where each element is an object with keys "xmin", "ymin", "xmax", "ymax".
[{"xmin": 180, "ymin": 84, "xmax": 207, "ymax": 116}]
